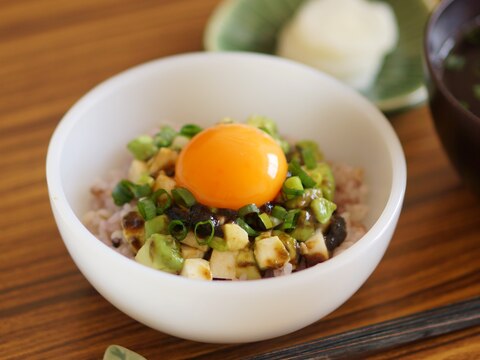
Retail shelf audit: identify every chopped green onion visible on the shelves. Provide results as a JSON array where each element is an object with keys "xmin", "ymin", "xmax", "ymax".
[
  {"xmin": 145, "ymin": 215, "xmax": 169, "ymax": 238},
  {"xmin": 180, "ymin": 124, "xmax": 203, "ymax": 138},
  {"xmin": 112, "ymin": 180, "xmax": 152, "ymax": 206},
  {"xmin": 171, "ymin": 188, "xmax": 196, "ymax": 208},
  {"xmin": 236, "ymin": 218, "xmax": 258, "ymax": 237},
  {"xmin": 137, "ymin": 198, "xmax": 157, "ymax": 221},
  {"xmin": 281, "ymin": 209, "xmax": 300, "ymax": 231},
  {"xmin": 269, "ymin": 216, "xmax": 283, "ymax": 228},
  {"xmin": 297, "ymin": 140, "xmax": 323, "ymax": 162},
  {"xmin": 238, "ymin": 203, "xmax": 260, "ymax": 218},
  {"xmin": 288, "ymin": 161, "xmax": 316, "ymax": 188},
  {"xmin": 127, "ymin": 135, "xmax": 157, "ymax": 160},
  {"xmin": 154, "ymin": 126, "xmax": 177, "ymax": 148},
  {"xmin": 151, "ymin": 189, "xmax": 172, "ymax": 214},
  {"xmin": 130, "ymin": 183, "xmax": 152, "ymax": 199},
  {"xmin": 271, "ymin": 205, "xmax": 287, "ymax": 220},
  {"xmin": 282, "ymin": 176, "xmax": 304, "ymax": 198},
  {"xmin": 208, "ymin": 236, "xmax": 228, "ymax": 251},
  {"xmin": 112, "ymin": 180, "xmax": 134, "ymax": 206},
  {"xmin": 194, "ymin": 220, "xmax": 215, "ymax": 245},
  {"xmin": 301, "ymin": 147, "xmax": 317, "ymax": 170},
  {"xmin": 310, "ymin": 198, "xmax": 337, "ymax": 225},
  {"xmin": 258, "ymin": 213, "xmax": 273, "ymax": 230},
  {"xmin": 168, "ymin": 220, "xmax": 188, "ymax": 241}
]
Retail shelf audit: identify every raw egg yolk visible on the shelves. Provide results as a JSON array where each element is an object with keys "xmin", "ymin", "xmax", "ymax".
[{"xmin": 175, "ymin": 123, "xmax": 288, "ymax": 210}]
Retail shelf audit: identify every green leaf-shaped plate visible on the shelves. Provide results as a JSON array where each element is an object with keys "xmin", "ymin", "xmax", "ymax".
[{"xmin": 204, "ymin": 0, "xmax": 431, "ymax": 112}]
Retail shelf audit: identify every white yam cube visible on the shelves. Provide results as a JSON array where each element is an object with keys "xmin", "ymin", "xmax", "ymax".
[
  {"xmin": 236, "ymin": 249, "xmax": 261, "ymax": 280},
  {"xmin": 223, "ymin": 223, "xmax": 249, "ymax": 251},
  {"xmin": 149, "ymin": 147, "xmax": 178, "ymax": 174},
  {"xmin": 180, "ymin": 232, "xmax": 208, "ymax": 252},
  {"xmin": 254, "ymin": 236, "xmax": 290, "ymax": 270},
  {"xmin": 128, "ymin": 160, "xmax": 149, "ymax": 183},
  {"xmin": 181, "ymin": 244, "xmax": 205, "ymax": 259},
  {"xmin": 209, "ymin": 250, "xmax": 237, "ymax": 280},
  {"xmin": 300, "ymin": 229, "xmax": 330, "ymax": 266},
  {"xmin": 153, "ymin": 172, "xmax": 176, "ymax": 193},
  {"xmin": 180, "ymin": 259, "xmax": 212, "ymax": 281}
]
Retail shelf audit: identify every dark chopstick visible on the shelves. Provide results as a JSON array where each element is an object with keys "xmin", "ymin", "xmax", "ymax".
[{"xmin": 249, "ymin": 297, "xmax": 480, "ymax": 360}]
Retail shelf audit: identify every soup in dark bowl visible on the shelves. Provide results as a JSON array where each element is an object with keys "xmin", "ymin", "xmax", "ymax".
[{"xmin": 425, "ymin": 0, "xmax": 480, "ymax": 195}]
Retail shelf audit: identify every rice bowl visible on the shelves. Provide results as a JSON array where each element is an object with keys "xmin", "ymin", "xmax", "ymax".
[{"xmin": 46, "ymin": 52, "xmax": 406, "ymax": 343}]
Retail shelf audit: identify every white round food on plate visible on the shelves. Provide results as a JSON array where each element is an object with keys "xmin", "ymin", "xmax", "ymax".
[{"xmin": 277, "ymin": 0, "xmax": 398, "ymax": 90}]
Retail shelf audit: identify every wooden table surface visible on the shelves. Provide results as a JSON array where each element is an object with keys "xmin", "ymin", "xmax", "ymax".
[{"xmin": 1, "ymin": 1, "xmax": 479, "ymax": 359}]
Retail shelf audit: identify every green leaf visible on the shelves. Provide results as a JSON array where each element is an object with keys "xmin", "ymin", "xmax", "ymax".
[{"xmin": 103, "ymin": 345, "xmax": 147, "ymax": 360}]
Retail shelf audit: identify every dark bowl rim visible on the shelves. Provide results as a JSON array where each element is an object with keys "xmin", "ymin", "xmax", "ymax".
[{"xmin": 424, "ymin": 0, "xmax": 480, "ymax": 125}]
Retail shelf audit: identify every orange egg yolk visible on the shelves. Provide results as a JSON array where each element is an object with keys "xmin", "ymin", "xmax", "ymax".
[{"xmin": 175, "ymin": 123, "xmax": 288, "ymax": 210}]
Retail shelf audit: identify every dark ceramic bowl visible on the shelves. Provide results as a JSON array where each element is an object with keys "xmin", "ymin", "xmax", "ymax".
[{"xmin": 424, "ymin": 0, "xmax": 480, "ymax": 195}]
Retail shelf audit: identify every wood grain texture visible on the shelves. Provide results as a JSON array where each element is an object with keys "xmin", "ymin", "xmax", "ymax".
[{"xmin": 0, "ymin": 1, "xmax": 479, "ymax": 359}]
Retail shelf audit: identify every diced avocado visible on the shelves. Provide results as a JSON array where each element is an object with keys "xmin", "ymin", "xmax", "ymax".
[
  {"xmin": 208, "ymin": 236, "xmax": 229, "ymax": 251},
  {"xmin": 289, "ymin": 210, "xmax": 315, "ymax": 242},
  {"xmin": 236, "ymin": 248, "xmax": 261, "ymax": 280},
  {"xmin": 144, "ymin": 214, "xmax": 169, "ymax": 238},
  {"xmin": 135, "ymin": 238, "xmax": 155, "ymax": 268},
  {"xmin": 149, "ymin": 234, "xmax": 184, "ymax": 274},
  {"xmin": 223, "ymin": 223, "xmax": 249, "ymax": 251},
  {"xmin": 246, "ymin": 115, "xmax": 290, "ymax": 153},
  {"xmin": 300, "ymin": 230, "xmax": 330, "ymax": 267},
  {"xmin": 296, "ymin": 140, "xmax": 324, "ymax": 162},
  {"xmin": 247, "ymin": 115, "xmax": 278, "ymax": 136},
  {"xmin": 307, "ymin": 163, "xmax": 335, "ymax": 201},
  {"xmin": 254, "ymin": 236, "xmax": 290, "ymax": 270},
  {"xmin": 127, "ymin": 135, "xmax": 157, "ymax": 161},
  {"xmin": 272, "ymin": 230, "xmax": 298, "ymax": 267},
  {"xmin": 180, "ymin": 258, "xmax": 212, "ymax": 281},
  {"xmin": 181, "ymin": 231, "xmax": 209, "ymax": 252},
  {"xmin": 284, "ymin": 188, "xmax": 322, "ymax": 209},
  {"xmin": 310, "ymin": 198, "xmax": 337, "ymax": 225},
  {"xmin": 283, "ymin": 176, "xmax": 304, "ymax": 199},
  {"xmin": 180, "ymin": 244, "xmax": 205, "ymax": 259},
  {"xmin": 290, "ymin": 226, "xmax": 315, "ymax": 242},
  {"xmin": 209, "ymin": 250, "xmax": 237, "ymax": 279}
]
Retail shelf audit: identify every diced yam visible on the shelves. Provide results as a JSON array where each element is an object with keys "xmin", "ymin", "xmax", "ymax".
[
  {"xmin": 171, "ymin": 135, "xmax": 190, "ymax": 150},
  {"xmin": 180, "ymin": 231, "xmax": 209, "ymax": 252},
  {"xmin": 300, "ymin": 229, "xmax": 330, "ymax": 266},
  {"xmin": 153, "ymin": 172, "xmax": 176, "ymax": 193},
  {"xmin": 236, "ymin": 249, "xmax": 261, "ymax": 280},
  {"xmin": 149, "ymin": 147, "xmax": 178, "ymax": 175},
  {"xmin": 121, "ymin": 211, "xmax": 145, "ymax": 253},
  {"xmin": 254, "ymin": 236, "xmax": 290, "ymax": 270},
  {"xmin": 181, "ymin": 244, "xmax": 205, "ymax": 259},
  {"xmin": 223, "ymin": 223, "xmax": 249, "ymax": 251},
  {"xmin": 180, "ymin": 259, "xmax": 212, "ymax": 281},
  {"xmin": 210, "ymin": 250, "xmax": 237, "ymax": 279},
  {"xmin": 128, "ymin": 160, "xmax": 149, "ymax": 183}
]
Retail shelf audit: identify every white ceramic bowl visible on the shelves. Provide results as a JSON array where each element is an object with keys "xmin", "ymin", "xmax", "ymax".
[{"xmin": 46, "ymin": 52, "xmax": 406, "ymax": 343}]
